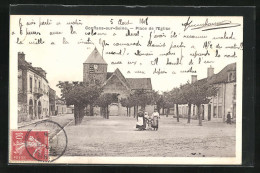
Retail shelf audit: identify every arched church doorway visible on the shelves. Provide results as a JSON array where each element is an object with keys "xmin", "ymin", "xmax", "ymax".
[{"xmin": 109, "ymin": 103, "xmax": 119, "ymax": 116}]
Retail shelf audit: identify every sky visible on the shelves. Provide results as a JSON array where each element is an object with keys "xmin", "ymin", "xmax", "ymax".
[{"xmin": 10, "ymin": 15, "xmax": 243, "ymax": 96}]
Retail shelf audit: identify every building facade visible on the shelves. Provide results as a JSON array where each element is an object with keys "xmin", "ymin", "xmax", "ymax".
[
  {"xmin": 177, "ymin": 63, "xmax": 236, "ymax": 122},
  {"xmin": 83, "ymin": 48, "xmax": 154, "ymax": 116},
  {"xmin": 55, "ymin": 97, "xmax": 68, "ymax": 115},
  {"xmin": 18, "ymin": 52, "xmax": 49, "ymax": 123}
]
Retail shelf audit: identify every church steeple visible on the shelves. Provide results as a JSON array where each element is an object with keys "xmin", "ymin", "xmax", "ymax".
[
  {"xmin": 83, "ymin": 47, "xmax": 107, "ymax": 84},
  {"xmin": 84, "ymin": 47, "xmax": 107, "ymax": 65}
]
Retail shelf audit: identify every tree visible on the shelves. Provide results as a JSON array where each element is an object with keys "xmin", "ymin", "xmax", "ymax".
[
  {"xmin": 120, "ymin": 97, "xmax": 134, "ymax": 117},
  {"xmin": 95, "ymin": 93, "xmax": 118, "ymax": 119},
  {"xmin": 57, "ymin": 81, "xmax": 102, "ymax": 125},
  {"xmin": 151, "ymin": 90, "xmax": 163, "ymax": 114},
  {"xmin": 188, "ymin": 82, "xmax": 217, "ymax": 126},
  {"xmin": 179, "ymin": 82, "xmax": 194, "ymax": 123},
  {"xmin": 131, "ymin": 89, "xmax": 153, "ymax": 119},
  {"xmin": 135, "ymin": 89, "xmax": 153, "ymax": 109},
  {"xmin": 167, "ymin": 88, "xmax": 184, "ymax": 122},
  {"xmin": 162, "ymin": 92, "xmax": 174, "ymax": 117}
]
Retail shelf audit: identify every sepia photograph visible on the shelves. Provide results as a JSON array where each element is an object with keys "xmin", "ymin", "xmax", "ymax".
[{"xmin": 9, "ymin": 13, "xmax": 243, "ymax": 164}]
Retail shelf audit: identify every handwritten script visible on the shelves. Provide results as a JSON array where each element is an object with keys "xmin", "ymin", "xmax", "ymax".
[{"xmin": 11, "ymin": 16, "xmax": 243, "ymax": 90}]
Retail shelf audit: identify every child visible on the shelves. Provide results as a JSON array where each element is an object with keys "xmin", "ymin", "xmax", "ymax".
[{"xmin": 151, "ymin": 109, "xmax": 160, "ymax": 130}]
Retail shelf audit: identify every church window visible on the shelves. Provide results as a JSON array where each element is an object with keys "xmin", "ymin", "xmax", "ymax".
[{"xmin": 89, "ymin": 65, "xmax": 94, "ymax": 73}]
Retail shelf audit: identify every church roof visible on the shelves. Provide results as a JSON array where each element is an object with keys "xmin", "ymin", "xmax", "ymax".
[
  {"xmin": 126, "ymin": 78, "xmax": 153, "ymax": 90},
  {"xmin": 104, "ymin": 68, "xmax": 152, "ymax": 90},
  {"xmin": 84, "ymin": 47, "xmax": 107, "ymax": 64},
  {"xmin": 106, "ymin": 72, "xmax": 113, "ymax": 79},
  {"xmin": 113, "ymin": 68, "xmax": 131, "ymax": 88}
]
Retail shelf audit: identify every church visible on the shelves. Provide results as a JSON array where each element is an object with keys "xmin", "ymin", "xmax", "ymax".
[{"xmin": 83, "ymin": 47, "xmax": 154, "ymax": 116}]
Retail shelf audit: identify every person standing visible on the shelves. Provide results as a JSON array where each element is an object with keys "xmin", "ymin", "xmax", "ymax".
[
  {"xmin": 136, "ymin": 109, "xmax": 145, "ymax": 130},
  {"xmin": 144, "ymin": 111, "xmax": 149, "ymax": 130},
  {"xmin": 226, "ymin": 112, "xmax": 232, "ymax": 124},
  {"xmin": 151, "ymin": 108, "xmax": 160, "ymax": 130}
]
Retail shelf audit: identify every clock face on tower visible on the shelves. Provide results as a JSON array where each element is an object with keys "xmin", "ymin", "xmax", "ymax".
[{"xmin": 94, "ymin": 64, "xmax": 98, "ymax": 70}]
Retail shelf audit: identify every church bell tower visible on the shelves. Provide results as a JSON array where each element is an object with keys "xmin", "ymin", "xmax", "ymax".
[{"xmin": 83, "ymin": 47, "xmax": 107, "ymax": 84}]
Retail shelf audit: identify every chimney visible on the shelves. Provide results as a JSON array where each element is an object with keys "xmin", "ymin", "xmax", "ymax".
[
  {"xmin": 18, "ymin": 52, "xmax": 25, "ymax": 61},
  {"xmin": 191, "ymin": 75, "xmax": 197, "ymax": 84},
  {"xmin": 207, "ymin": 65, "xmax": 214, "ymax": 78}
]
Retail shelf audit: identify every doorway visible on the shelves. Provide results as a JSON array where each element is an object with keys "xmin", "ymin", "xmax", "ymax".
[
  {"xmin": 29, "ymin": 99, "xmax": 33, "ymax": 120},
  {"xmin": 34, "ymin": 100, "xmax": 37, "ymax": 119},
  {"xmin": 109, "ymin": 103, "xmax": 119, "ymax": 116},
  {"xmin": 38, "ymin": 101, "xmax": 42, "ymax": 119}
]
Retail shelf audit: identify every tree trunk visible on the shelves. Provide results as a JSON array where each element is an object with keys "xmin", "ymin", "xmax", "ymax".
[
  {"xmin": 157, "ymin": 105, "xmax": 161, "ymax": 114},
  {"xmin": 197, "ymin": 104, "xmax": 202, "ymax": 126},
  {"xmin": 127, "ymin": 107, "xmax": 129, "ymax": 117},
  {"xmin": 74, "ymin": 105, "xmax": 84, "ymax": 125},
  {"xmin": 104, "ymin": 106, "xmax": 106, "ymax": 119},
  {"xmin": 90, "ymin": 104, "xmax": 94, "ymax": 116},
  {"xmin": 162, "ymin": 106, "xmax": 165, "ymax": 115},
  {"xmin": 79, "ymin": 107, "xmax": 84, "ymax": 124},
  {"xmin": 176, "ymin": 104, "xmax": 179, "ymax": 122},
  {"xmin": 166, "ymin": 108, "xmax": 169, "ymax": 117},
  {"xmin": 134, "ymin": 106, "xmax": 136, "ymax": 118},
  {"xmin": 136, "ymin": 105, "xmax": 139, "ymax": 120},
  {"xmin": 74, "ymin": 105, "xmax": 79, "ymax": 125},
  {"xmin": 101, "ymin": 107, "xmax": 103, "ymax": 118},
  {"xmin": 129, "ymin": 107, "xmax": 131, "ymax": 117},
  {"xmin": 187, "ymin": 103, "xmax": 191, "ymax": 123},
  {"xmin": 102, "ymin": 107, "xmax": 106, "ymax": 118},
  {"xmin": 104, "ymin": 107, "xmax": 106, "ymax": 119},
  {"xmin": 106, "ymin": 105, "xmax": 109, "ymax": 119}
]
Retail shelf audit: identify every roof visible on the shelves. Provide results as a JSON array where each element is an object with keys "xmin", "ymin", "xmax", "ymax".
[
  {"xmin": 104, "ymin": 68, "xmax": 153, "ymax": 90},
  {"xmin": 192, "ymin": 78, "xmax": 208, "ymax": 86},
  {"xmin": 18, "ymin": 56, "xmax": 48, "ymax": 83},
  {"xmin": 208, "ymin": 63, "xmax": 236, "ymax": 84},
  {"xmin": 106, "ymin": 72, "xmax": 113, "ymax": 79},
  {"xmin": 126, "ymin": 78, "xmax": 153, "ymax": 90},
  {"xmin": 34, "ymin": 67, "xmax": 46, "ymax": 74},
  {"xmin": 84, "ymin": 47, "xmax": 107, "ymax": 64},
  {"xmin": 113, "ymin": 68, "xmax": 130, "ymax": 88},
  {"xmin": 189, "ymin": 63, "xmax": 236, "ymax": 87},
  {"xmin": 103, "ymin": 68, "xmax": 130, "ymax": 90}
]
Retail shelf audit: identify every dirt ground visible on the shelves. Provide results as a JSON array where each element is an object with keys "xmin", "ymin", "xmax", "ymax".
[{"xmin": 60, "ymin": 115, "xmax": 236, "ymax": 157}]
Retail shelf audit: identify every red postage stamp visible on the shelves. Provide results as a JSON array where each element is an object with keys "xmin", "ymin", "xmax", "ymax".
[{"xmin": 11, "ymin": 130, "xmax": 49, "ymax": 162}]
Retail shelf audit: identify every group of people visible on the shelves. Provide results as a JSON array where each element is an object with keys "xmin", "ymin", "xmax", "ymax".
[{"xmin": 136, "ymin": 109, "xmax": 160, "ymax": 131}]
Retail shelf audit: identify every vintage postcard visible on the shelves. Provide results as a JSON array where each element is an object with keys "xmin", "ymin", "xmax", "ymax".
[{"xmin": 9, "ymin": 14, "xmax": 243, "ymax": 164}]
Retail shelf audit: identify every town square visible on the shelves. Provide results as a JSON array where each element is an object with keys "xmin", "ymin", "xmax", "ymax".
[
  {"xmin": 10, "ymin": 15, "xmax": 242, "ymax": 164},
  {"xmin": 17, "ymin": 47, "xmax": 237, "ymax": 157}
]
